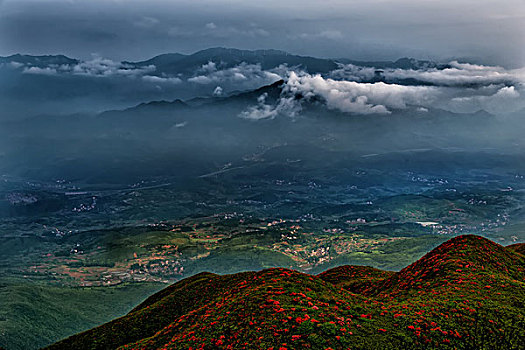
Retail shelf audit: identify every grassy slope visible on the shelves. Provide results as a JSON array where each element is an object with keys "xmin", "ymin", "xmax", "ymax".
[
  {"xmin": 0, "ymin": 282, "xmax": 164, "ymax": 350},
  {"xmin": 47, "ymin": 235, "xmax": 525, "ymax": 350}
]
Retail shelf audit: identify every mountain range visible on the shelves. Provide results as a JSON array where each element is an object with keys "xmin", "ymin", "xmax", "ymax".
[
  {"xmin": 0, "ymin": 48, "xmax": 444, "ymax": 77},
  {"xmin": 0, "ymin": 47, "xmax": 461, "ymax": 120}
]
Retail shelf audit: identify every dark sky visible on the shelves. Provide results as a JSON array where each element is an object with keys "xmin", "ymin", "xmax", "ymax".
[{"xmin": 1, "ymin": 0, "xmax": 524, "ymax": 67}]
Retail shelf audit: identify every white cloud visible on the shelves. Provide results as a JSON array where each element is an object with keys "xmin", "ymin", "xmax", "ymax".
[
  {"xmin": 71, "ymin": 56, "xmax": 155, "ymax": 77},
  {"xmin": 198, "ymin": 61, "xmax": 217, "ymax": 73},
  {"xmin": 448, "ymin": 85, "xmax": 523, "ymax": 114},
  {"xmin": 9, "ymin": 61, "xmax": 24, "ymax": 69},
  {"xmin": 239, "ymin": 93, "xmax": 279, "ymax": 120},
  {"xmin": 142, "ymin": 75, "xmax": 182, "ymax": 84},
  {"xmin": 283, "ymin": 71, "xmax": 438, "ymax": 114},
  {"xmin": 213, "ymin": 86, "xmax": 223, "ymax": 96},
  {"xmin": 12, "ymin": 56, "xmax": 158, "ymax": 80},
  {"xmin": 332, "ymin": 61, "xmax": 525, "ymax": 88},
  {"xmin": 187, "ymin": 75, "xmax": 213, "ymax": 84},
  {"xmin": 22, "ymin": 66, "xmax": 57, "ymax": 75},
  {"xmin": 188, "ymin": 62, "xmax": 282, "ymax": 85},
  {"xmin": 324, "ymin": 61, "xmax": 525, "ymax": 114},
  {"xmin": 494, "ymin": 85, "xmax": 520, "ymax": 98},
  {"xmin": 239, "ymin": 91, "xmax": 301, "ymax": 120},
  {"xmin": 205, "ymin": 22, "xmax": 217, "ymax": 30}
]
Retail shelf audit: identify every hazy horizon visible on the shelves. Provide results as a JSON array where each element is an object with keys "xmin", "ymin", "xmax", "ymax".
[{"xmin": 1, "ymin": 0, "xmax": 524, "ymax": 68}]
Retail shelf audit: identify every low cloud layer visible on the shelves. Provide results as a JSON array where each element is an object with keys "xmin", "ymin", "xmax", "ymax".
[
  {"xmin": 240, "ymin": 92, "xmax": 300, "ymax": 120},
  {"xmin": 3, "ymin": 52, "xmax": 524, "ymax": 116},
  {"xmin": 6, "ymin": 56, "xmax": 281, "ymax": 90},
  {"xmin": 285, "ymin": 72, "xmax": 437, "ymax": 114},
  {"xmin": 239, "ymin": 61, "xmax": 525, "ymax": 118},
  {"xmin": 141, "ymin": 75, "xmax": 182, "ymax": 84},
  {"xmin": 72, "ymin": 57, "xmax": 155, "ymax": 77},
  {"xmin": 188, "ymin": 62, "xmax": 280, "ymax": 85},
  {"xmin": 12, "ymin": 56, "xmax": 156, "ymax": 78}
]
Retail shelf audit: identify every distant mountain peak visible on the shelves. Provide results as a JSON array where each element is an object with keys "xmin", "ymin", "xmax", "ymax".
[{"xmin": 0, "ymin": 53, "xmax": 78, "ymax": 66}]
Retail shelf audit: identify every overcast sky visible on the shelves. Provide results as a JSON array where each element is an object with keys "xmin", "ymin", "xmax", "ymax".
[{"xmin": 0, "ymin": 0, "xmax": 524, "ymax": 67}]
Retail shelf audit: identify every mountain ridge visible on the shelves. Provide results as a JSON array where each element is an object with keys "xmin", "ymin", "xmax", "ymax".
[
  {"xmin": 1, "ymin": 48, "xmax": 449, "ymax": 74},
  {"xmin": 47, "ymin": 234, "xmax": 525, "ymax": 350}
]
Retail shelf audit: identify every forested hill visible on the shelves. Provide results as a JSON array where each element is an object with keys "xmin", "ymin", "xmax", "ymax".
[{"xmin": 48, "ymin": 235, "xmax": 525, "ymax": 350}]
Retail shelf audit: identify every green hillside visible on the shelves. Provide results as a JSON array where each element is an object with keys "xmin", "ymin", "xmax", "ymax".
[
  {"xmin": 0, "ymin": 282, "xmax": 164, "ymax": 350},
  {"xmin": 47, "ymin": 235, "xmax": 525, "ymax": 349}
]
